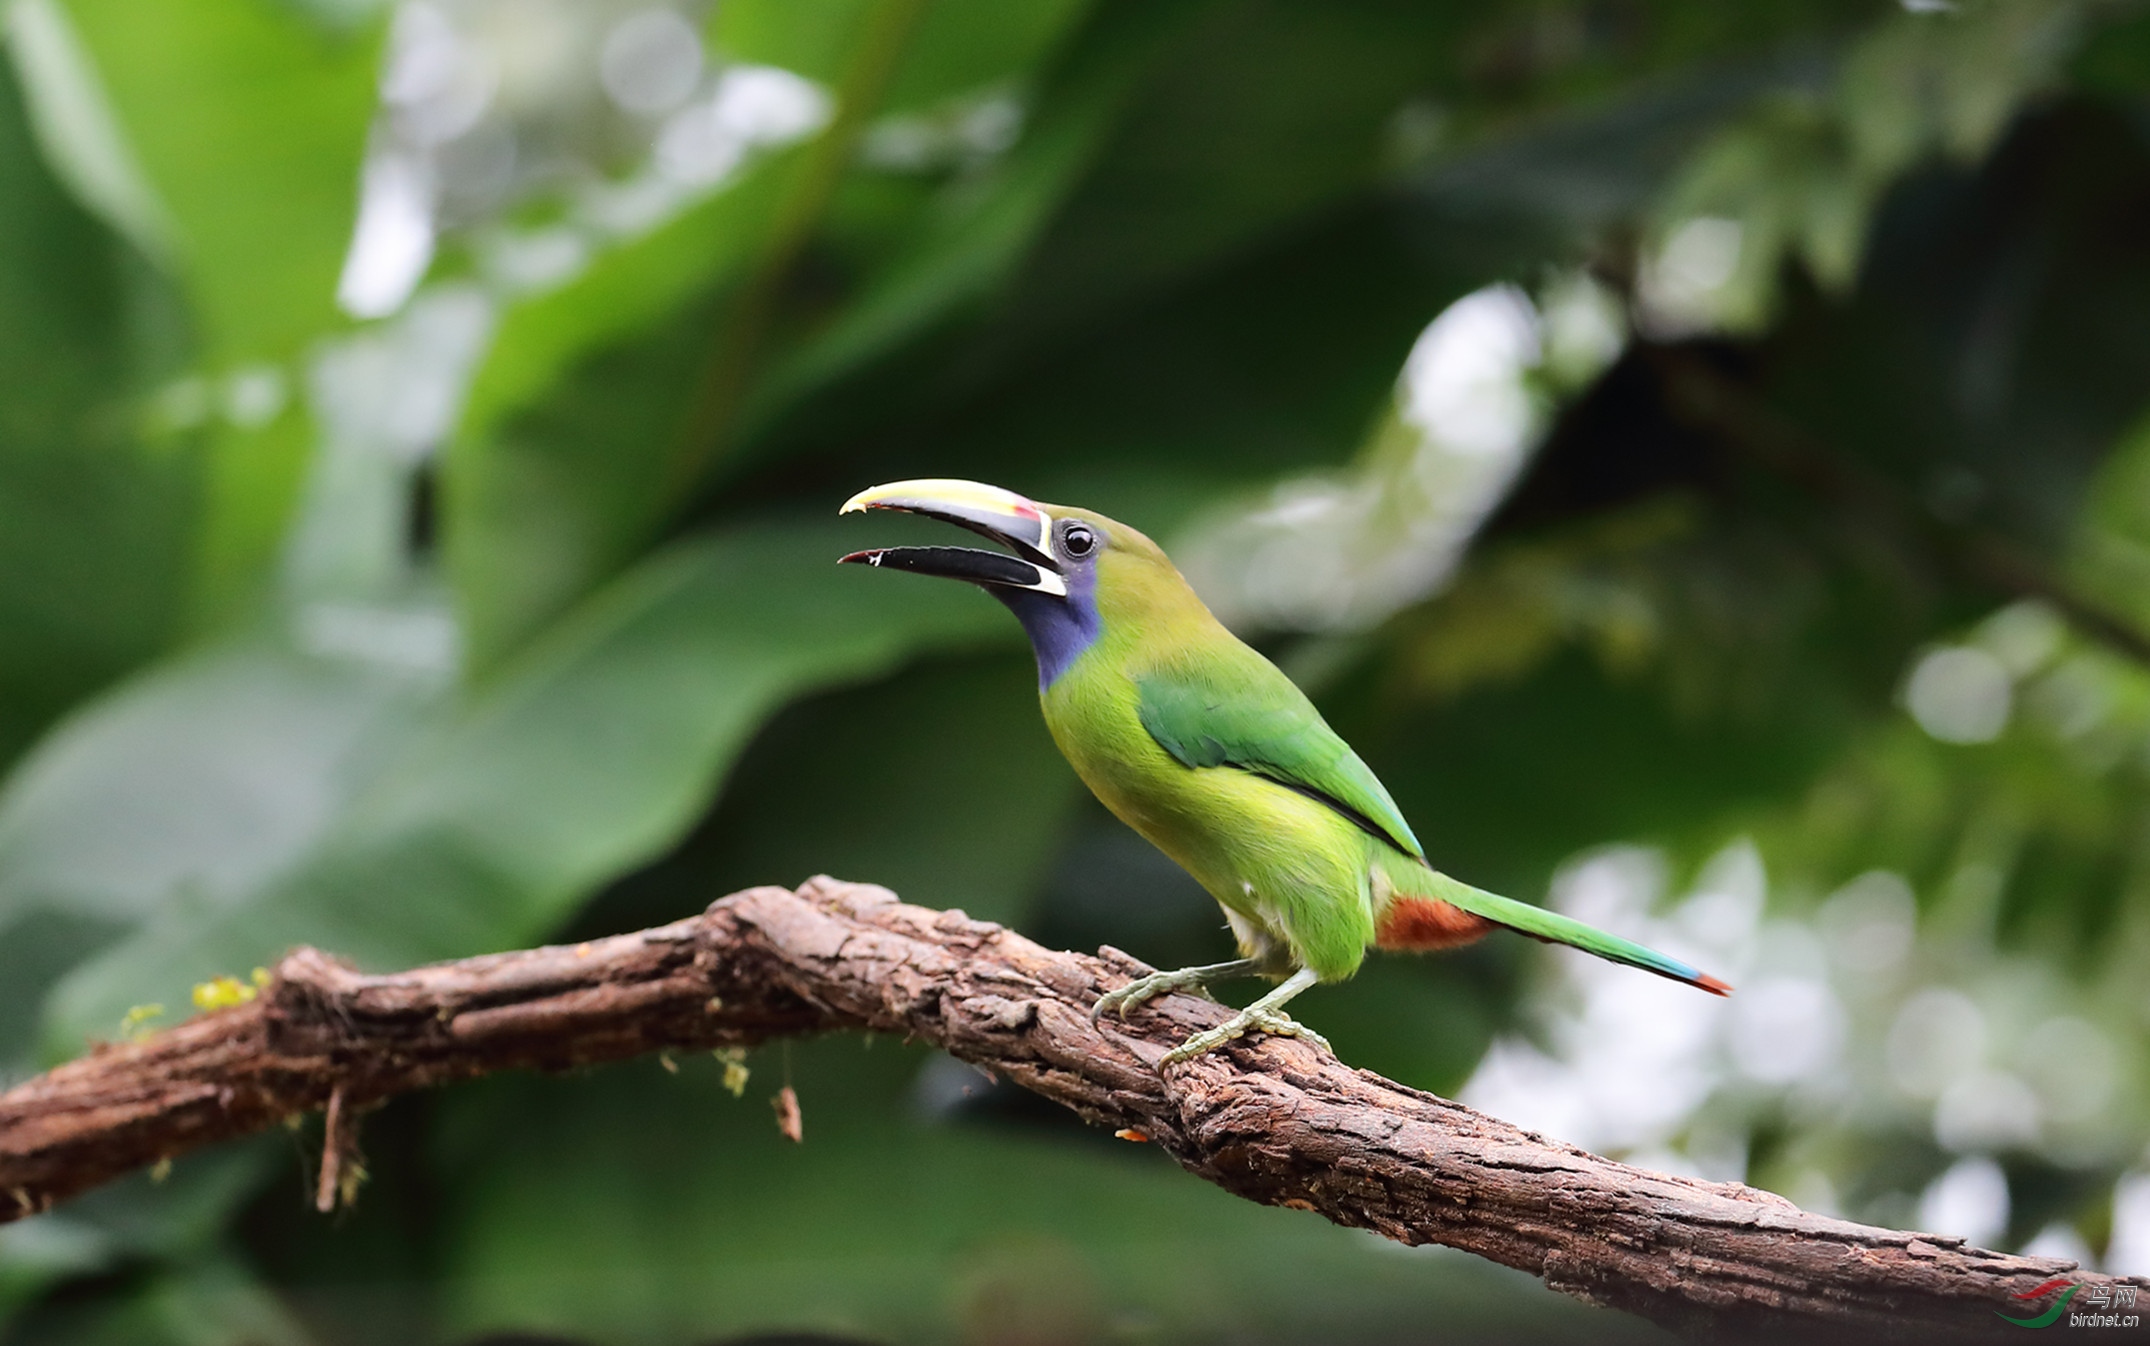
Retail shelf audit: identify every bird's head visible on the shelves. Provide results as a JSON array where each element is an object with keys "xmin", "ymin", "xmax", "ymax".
[{"xmin": 839, "ymin": 478, "xmax": 1186, "ymax": 687}]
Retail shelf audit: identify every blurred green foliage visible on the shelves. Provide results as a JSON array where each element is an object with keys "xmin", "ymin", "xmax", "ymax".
[{"xmin": 1, "ymin": 0, "xmax": 2149, "ymax": 1342}]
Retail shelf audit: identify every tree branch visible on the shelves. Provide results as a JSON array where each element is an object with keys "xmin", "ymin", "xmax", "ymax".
[{"xmin": 0, "ymin": 877, "xmax": 2131, "ymax": 1342}]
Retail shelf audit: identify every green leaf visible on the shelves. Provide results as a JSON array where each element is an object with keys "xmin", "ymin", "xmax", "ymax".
[
  {"xmin": 880, "ymin": 0, "xmax": 1093, "ymax": 113},
  {"xmin": 445, "ymin": 156, "xmax": 806, "ymax": 671},
  {"xmin": 1650, "ymin": 0, "xmax": 2090, "ymax": 329},
  {"xmin": 58, "ymin": 0, "xmax": 380, "ymax": 363},
  {"xmin": 749, "ymin": 3, "xmax": 1870, "ymax": 506},
  {"xmin": 591, "ymin": 650, "xmax": 1081, "ymax": 935},
  {"xmin": 448, "ymin": 0, "xmax": 1110, "ymax": 671},
  {"xmin": 444, "ymin": 0, "xmax": 932, "ymax": 669},
  {"xmin": 3, "ymin": 0, "xmax": 177, "ymax": 262},
  {"xmin": 0, "ymin": 637, "xmax": 430, "ymax": 926},
  {"xmin": 732, "ymin": 0, "xmax": 1183, "ymax": 454},
  {"xmin": 39, "ymin": 520, "xmax": 1021, "ymax": 1057},
  {"xmin": 978, "ymin": 0, "xmax": 1468, "ymax": 346},
  {"xmin": 454, "ymin": 165, "xmax": 802, "ymax": 454},
  {"xmin": 714, "ymin": 0, "xmax": 1093, "ymax": 111},
  {"xmin": 0, "ymin": 634, "xmax": 434, "ymax": 1066},
  {"xmin": 709, "ymin": 0, "xmax": 878, "ymax": 86},
  {"xmin": 0, "ymin": 58, "xmax": 198, "ymax": 771},
  {"xmin": 48, "ymin": 0, "xmax": 383, "ymax": 623}
]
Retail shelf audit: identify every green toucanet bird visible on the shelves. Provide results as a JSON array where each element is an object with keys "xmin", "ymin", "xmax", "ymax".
[{"xmin": 840, "ymin": 479, "xmax": 1730, "ymax": 1062}]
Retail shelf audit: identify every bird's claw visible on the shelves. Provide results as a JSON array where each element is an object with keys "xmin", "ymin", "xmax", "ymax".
[
  {"xmin": 1161, "ymin": 1008, "xmax": 1331, "ymax": 1064},
  {"xmin": 1090, "ymin": 969, "xmax": 1212, "ymax": 1024}
]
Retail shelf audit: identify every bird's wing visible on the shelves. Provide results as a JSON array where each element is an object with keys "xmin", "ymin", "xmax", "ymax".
[{"xmin": 1135, "ymin": 656, "xmax": 1425, "ymax": 861}]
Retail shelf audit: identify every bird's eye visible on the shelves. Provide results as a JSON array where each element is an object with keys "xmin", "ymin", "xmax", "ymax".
[{"xmin": 1062, "ymin": 524, "xmax": 1096, "ymax": 558}]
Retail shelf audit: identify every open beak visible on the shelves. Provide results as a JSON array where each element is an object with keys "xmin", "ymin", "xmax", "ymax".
[{"xmin": 839, "ymin": 478, "xmax": 1067, "ymax": 597}]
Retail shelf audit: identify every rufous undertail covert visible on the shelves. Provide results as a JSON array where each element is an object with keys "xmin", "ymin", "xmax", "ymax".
[{"xmin": 839, "ymin": 479, "xmax": 1729, "ymax": 1063}]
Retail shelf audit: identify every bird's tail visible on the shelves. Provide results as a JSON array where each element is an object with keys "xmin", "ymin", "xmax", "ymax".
[{"xmin": 1384, "ymin": 861, "xmax": 1731, "ymax": 996}]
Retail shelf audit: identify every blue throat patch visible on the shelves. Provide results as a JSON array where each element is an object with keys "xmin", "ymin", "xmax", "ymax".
[{"xmin": 996, "ymin": 569, "xmax": 1101, "ymax": 689}]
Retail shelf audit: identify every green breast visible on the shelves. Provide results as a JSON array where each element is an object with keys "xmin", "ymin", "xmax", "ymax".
[{"xmin": 1040, "ymin": 657, "xmax": 1204, "ymax": 871}]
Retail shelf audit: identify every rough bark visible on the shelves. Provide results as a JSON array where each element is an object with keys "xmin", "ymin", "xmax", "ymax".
[{"xmin": 0, "ymin": 877, "xmax": 2130, "ymax": 1342}]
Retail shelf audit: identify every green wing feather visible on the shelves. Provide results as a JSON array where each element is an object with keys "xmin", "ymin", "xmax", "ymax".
[
  {"xmin": 1134, "ymin": 650, "xmax": 1731, "ymax": 997},
  {"xmin": 1135, "ymin": 654, "xmax": 1425, "ymax": 861}
]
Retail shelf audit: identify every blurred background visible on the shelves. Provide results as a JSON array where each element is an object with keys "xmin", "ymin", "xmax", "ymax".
[{"xmin": 2, "ymin": 0, "xmax": 2149, "ymax": 1341}]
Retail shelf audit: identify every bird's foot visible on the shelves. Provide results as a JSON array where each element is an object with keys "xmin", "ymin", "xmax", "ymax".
[
  {"xmin": 1091, "ymin": 968, "xmax": 1216, "ymax": 1023},
  {"xmin": 1162, "ymin": 1007, "xmax": 1331, "ymax": 1064},
  {"xmin": 1090, "ymin": 958, "xmax": 1260, "ymax": 1024}
]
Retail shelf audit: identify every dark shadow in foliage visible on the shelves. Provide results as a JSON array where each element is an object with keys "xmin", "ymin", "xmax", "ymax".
[
  {"xmin": 238, "ymin": 1094, "xmax": 451, "ymax": 1346},
  {"xmin": 1332, "ymin": 98, "xmax": 2150, "ymax": 918},
  {"xmin": 568, "ymin": 649, "xmax": 1078, "ymax": 944}
]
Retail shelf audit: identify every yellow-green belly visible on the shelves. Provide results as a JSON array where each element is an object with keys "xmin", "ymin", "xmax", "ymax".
[{"xmin": 1040, "ymin": 684, "xmax": 1375, "ymax": 982}]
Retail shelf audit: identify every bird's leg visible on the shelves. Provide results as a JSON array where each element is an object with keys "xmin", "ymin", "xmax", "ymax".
[
  {"xmin": 1091, "ymin": 958, "xmax": 1264, "ymax": 1023},
  {"xmin": 1162, "ymin": 967, "xmax": 1328, "ymax": 1063}
]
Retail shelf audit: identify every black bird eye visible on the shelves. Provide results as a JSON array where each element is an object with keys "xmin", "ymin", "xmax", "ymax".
[{"xmin": 1062, "ymin": 524, "xmax": 1096, "ymax": 558}]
